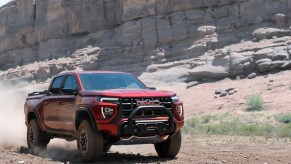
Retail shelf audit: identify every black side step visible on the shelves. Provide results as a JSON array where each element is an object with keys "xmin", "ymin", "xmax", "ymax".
[{"xmin": 47, "ymin": 131, "xmax": 76, "ymax": 140}]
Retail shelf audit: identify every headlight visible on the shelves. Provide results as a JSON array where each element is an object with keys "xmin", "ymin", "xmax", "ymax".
[
  {"xmin": 97, "ymin": 97, "xmax": 119, "ymax": 119},
  {"xmin": 171, "ymin": 96, "xmax": 179, "ymax": 103},
  {"xmin": 101, "ymin": 107, "xmax": 114, "ymax": 118},
  {"xmin": 176, "ymin": 105, "xmax": 183, "ymax": 116},
  {"xmin": 97, "ymin": 97, "xmax": 119, "ymax": 104}
]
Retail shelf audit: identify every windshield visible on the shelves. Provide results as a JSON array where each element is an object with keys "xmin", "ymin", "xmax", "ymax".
[{"xmin": 79, "ymin": 73, "xmax": 147, "ymax": 90}]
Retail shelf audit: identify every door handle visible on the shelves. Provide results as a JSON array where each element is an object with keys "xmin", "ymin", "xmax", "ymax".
[
  {"xmin": 44, "ymin": 102, "xmax": 49, "ymax": 105},
  {"xmin": 57, "ymin": 101, "xmax": 64, "ymax": 105}
]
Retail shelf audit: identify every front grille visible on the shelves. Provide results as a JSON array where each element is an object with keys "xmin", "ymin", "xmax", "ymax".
[{"xmin": 121, "ymin": 97, "xmax": 172, "ymax": 117}]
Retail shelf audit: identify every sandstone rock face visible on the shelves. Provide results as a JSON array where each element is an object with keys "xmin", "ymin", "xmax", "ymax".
[{"xmin": 0, "ymin": 0, "xmax": 290, "ymax": 82}]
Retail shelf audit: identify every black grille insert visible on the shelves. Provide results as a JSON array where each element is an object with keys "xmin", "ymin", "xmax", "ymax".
[{"xmin": 121, "ymin": 97, "xmax": 172, "ymax": 117}]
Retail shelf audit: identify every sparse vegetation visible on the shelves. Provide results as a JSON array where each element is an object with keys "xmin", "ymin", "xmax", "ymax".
[
  {"xmin": 275, "ymin": 113, "xmax": 291, "ymax": 124},
  {"xmin": 246, "ymin": 93, "xmax": 264, "ymax": 111},
  {"xmin": 226, "ymin": 47, "xmax": 232, "ymax": 55},
  {"xmin": 183, "ymin": 112, "xmax": 291, "ymax": 138},
  {"xmin": 278, "ymin": 123, "xmax": 291, "ymax": 138}
]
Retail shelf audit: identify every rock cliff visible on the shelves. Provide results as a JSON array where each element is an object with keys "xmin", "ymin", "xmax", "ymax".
[{"xmin": 0, "ymin": 0, "xmax": 290, "ymax": 83}]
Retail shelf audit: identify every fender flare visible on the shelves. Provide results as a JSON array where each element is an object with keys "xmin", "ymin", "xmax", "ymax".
[
  {"xmin": 27, "ymin": 108, "xmax": 45, "ymax": 131},
  {"xmin": 75, "ymin": 106, "xmax": 98, "ymax": 131}
]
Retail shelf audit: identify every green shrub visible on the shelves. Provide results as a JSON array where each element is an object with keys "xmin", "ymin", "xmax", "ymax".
[
  {"xmin": 261, "ymin": 124, "xmax": 276, "ymax": 136},
  {"xmin": 246, "ymin": 93, "xmax": 264, "ymax": 111},
  {"xmin": 238, "ymin": 124, "xmax": 260, "ymax": 136},
  {"xmin": 275, "ymin": 113, "xmax": 291, "ymax": 124}
]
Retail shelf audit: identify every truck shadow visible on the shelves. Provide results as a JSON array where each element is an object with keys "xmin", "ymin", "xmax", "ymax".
[{"xmin": 19, "ymin": 146, "xmax": 175, "ymax": 163}]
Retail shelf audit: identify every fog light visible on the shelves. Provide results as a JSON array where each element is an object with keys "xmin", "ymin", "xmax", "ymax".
[
  {"xmin": 101, "ymin": 107, "xmax": 114, "ymax": 118},
  {"xmin": 177, "ymin": 105, "xmax": 183, "ymax": 116}
]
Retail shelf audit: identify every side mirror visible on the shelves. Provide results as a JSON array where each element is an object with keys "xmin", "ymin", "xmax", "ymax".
[
  {"xmin": 61, "ymin": 88, "xmax": 78, "ymax": 95},
  {"xmin": 148, "ymin": 87, "xmax": 156, "ymax": 90}
]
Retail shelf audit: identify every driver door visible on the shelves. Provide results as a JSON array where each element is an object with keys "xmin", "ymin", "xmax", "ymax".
[
  {"xmin": 57, "ymin": 75, "xmax": 78, "ymax": 132},
  {"xmin": 43, "ymin": 76, "xmax": 65, "ymax": 130}
]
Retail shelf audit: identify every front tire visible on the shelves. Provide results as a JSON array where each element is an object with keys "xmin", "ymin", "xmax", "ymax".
[
  {"xmin": 77, "ymin": 120, "xmax": 103, "ymax": 162},
  {"xmin": 154, "ymin": 130, "xmax": 182, "ymax": 158},
  {"xmin": 27, "ymin": 119, "xmax": 50, "ymax": 152}
]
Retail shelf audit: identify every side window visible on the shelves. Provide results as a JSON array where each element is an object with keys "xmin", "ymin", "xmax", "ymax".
[
  {"xmin": 50, "ymin": 76, "xmax": 65, "ymax": 94},
  {"xmin": 63, "ymin": 76, "xmax": 78, "ymax": 90}
]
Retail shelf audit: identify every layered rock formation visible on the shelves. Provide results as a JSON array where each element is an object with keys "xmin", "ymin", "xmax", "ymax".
[{"xmin": 0, "ymin": 0, "xmax": 290, "ymax": 83}]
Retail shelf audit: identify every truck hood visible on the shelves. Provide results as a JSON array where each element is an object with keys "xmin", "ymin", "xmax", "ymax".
[{"xmin": 79, "ymin": 89, "xmax": 176, "ymax": 98}]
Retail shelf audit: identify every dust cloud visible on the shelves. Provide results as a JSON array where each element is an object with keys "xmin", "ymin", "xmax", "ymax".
[{"xmin": 0, "ymin": 80, "xmax": 47, "ymax": 148}]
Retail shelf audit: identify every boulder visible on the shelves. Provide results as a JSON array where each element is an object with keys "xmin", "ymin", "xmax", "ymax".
[
  {"xmin": 243, "ymin": 62, "xmax": 252, "ymax": 70},
  {"xmin": 215, "ymin": 90, "xmax": 222, "ymax": 94},
  {"xmin": 225, "ymin": 88, "xmax": 236, "ymax": 93},
  {"xmin": 271, "ymin": 61, "xmax": 285, "ymax": 69},
  {"xmin": 252, "ymin": 28, "xmax": 289, "ymax": 40},
  {"xmin": 255, "ymin": 58, "xmax": 272, "ymax": 65},
  {"xmin": 257, "ymin": 61, "xmax": 272, "ymax": 72},
  {"xmin": 272, "ymin": 13, "xmax": 286, "ymax": 26},
  {"xmin": 220, "ymin": 90, "xmax": 228, "ymax": 97},
  {"xmin": 197, "ymin": 26, "xmax": 216, "ymax": 35},
  {"xmin": 272, "ymin": 52, "xmax": 289, "ymax": 61},
  {"xmin": 272, "ymin": 46, "xmax": 289, "ymax": 60},
  {"xmin": 215, "ymin": 88, "xmax": 237, "ymax": 97},
  {"xmin": 229, "ymin": 52, "xmax": 252, "ymax": 75},
  {"xmin": 86, "ymin": 47, "xmax": 101, "ymax": 55},
  {"xmin": 281, "ymin": 61, "xmax": 291, "ymax": 69},
  {"xmin": 228, "ymin": 89, "xmax": 237, "ymax": 95},
  {"xmin": 247, "ymin": 72, "xmax": 257, "ymax": 79},
  {"xmin": 253, "ymin": 48, "xmax": 273, "ymax": 60},
  {"xmin": 288, "ymin": 45, "xmax": 291, "ymax": 55},
  {"xmin": 230, "ymin": 64, "xmax": 244, "ymax": 75},
  {"xmin": 187, "ymin": 65, "xmax": 229, "ymax": 81},
  {"xmin": 187, "ymin": 81, "xmax": 199, "ymax": 88}
]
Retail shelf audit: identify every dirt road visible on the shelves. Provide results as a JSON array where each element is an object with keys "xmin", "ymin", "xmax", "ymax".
[{"xmin": 1, "ymin": 135, "xmax": 291, "ymax": 164}]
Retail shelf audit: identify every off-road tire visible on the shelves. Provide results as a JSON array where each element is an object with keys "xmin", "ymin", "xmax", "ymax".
[
  {"xmin": 27, "ymin": 119, "xmax": 50, "ymax": 152},
  {"xmin": 77, "ymin": 120, "xmax": 103, "ymax": 162},
  {"xmin": 154, "ymin": 130, "xmax": 182, "ymax": 158},
  {"xmin": 103, "ymin": 144, "xmax": 112, "ymax": 152}
]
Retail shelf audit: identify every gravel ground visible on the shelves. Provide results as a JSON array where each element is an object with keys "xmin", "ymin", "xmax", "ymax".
[{"xmin": 1, "ymin": 135, "xmax": 291, "ymax": 164}]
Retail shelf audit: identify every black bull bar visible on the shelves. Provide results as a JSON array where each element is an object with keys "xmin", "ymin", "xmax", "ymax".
[{"xmin": 121, "ymin": 106, "xmax": 176, "ymax": 137}]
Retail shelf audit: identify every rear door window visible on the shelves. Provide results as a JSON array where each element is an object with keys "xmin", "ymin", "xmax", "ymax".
[{"xmin": 50, "ymin": 76, "xmax": 65, "ymax": 94}]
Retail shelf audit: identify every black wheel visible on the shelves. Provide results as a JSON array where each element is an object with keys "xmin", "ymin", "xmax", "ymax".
[
  {"xmin": 77, "ymin": 120, "xmax": 103, "ymax": 162},
  {"xmin": 103, "ymin": 144, "xmax": 112, "ymax": 152},
  {"xmin": 154, "ymin": 130, "xmax": 182, "ymax": 158},
  {"xmin": 27, "ymin": 119, "xmax": 50, "ymax": 151}
]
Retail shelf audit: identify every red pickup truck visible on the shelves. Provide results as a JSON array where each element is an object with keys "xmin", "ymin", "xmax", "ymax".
[{"xmin": 24, "ymin": 71, "xmax": 184, "ymax": 162}]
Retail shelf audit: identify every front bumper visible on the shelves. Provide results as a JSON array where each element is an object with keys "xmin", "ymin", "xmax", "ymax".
[{"xmin": 97, "ymin": 106, "xmax": 184, "ymax": 137}]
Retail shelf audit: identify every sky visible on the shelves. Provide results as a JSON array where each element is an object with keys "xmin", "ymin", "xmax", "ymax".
[{"xmin": 0, "ymin": 0, "xmax": 11, "ymax": 7}]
